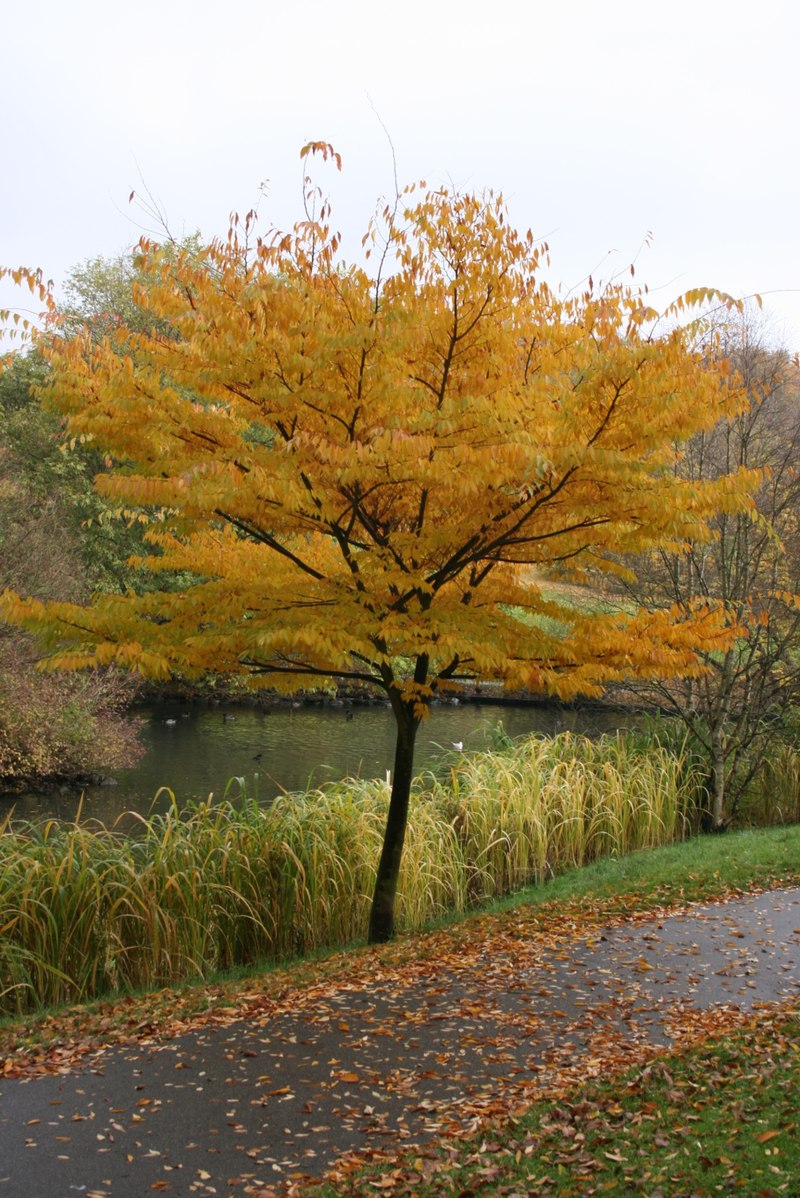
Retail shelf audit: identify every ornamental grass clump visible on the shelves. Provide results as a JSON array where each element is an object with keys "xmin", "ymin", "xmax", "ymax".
[
  {"xmin": 440, "ymin": 732, "xmax": 693, "ymax": 902},
  {"xmin": 0, "ymin": 731, "xmax": 698, "ymax": 1015}
]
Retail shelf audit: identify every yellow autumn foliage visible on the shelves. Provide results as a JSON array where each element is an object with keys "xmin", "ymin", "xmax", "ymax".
[{"xmin": 2, "ymin": 167, "xmax": 753, "ymax": 703}]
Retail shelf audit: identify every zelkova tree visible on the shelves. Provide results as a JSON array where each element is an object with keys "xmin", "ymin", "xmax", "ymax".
[{"xmin": 2, "ymin": 148, "xmax": 754, "ymax": 940}]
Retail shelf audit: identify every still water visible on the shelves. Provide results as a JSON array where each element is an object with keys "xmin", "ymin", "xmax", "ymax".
[{"xmin": 1, "ymin": 700, "xmax": 634, "ymax": 826}]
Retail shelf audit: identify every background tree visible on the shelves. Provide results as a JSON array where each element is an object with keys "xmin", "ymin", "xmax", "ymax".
[
  {"xmin": 0, "ymin": 353, "xmax": 141, "ymax": 785},
  {"xmin": 2, "ymin": 243, "xmax": 212, "ymax": 597},
  {"xmin": 60, "ymin": 234, "xmax": 203, "ymax": 343},
  {"xmin": 1, "ymin": 149, "xmax": 753, "ymax": 938},
  {"xmin": 0, "ymin": 349, "xmax": 148, "ymax": 595},
  {"xmin": 614, "ymin": 313, "xmax": 800, "ymax": 827}
]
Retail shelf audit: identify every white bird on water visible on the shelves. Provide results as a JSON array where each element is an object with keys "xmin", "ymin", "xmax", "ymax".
[{"xmin": 451, "ymin": 740, "xmax": 463, "ymax": 752}]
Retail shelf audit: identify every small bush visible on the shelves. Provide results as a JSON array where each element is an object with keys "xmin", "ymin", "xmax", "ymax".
[{"xmin": 0, "ymin": 633, "xmax": 142, "ymax": 785}]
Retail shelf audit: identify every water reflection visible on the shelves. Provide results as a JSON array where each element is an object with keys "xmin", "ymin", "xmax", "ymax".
[{"xmin": 1, "ymin": 700, "xmax": 634, "ymax": 827}]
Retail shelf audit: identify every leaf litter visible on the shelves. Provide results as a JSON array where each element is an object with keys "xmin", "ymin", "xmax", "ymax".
[{"xmin": 0, "ymin": 882, "xmax": 798, "ymax": 1197}]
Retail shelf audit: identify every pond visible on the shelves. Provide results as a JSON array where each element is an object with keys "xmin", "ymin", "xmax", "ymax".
[{"xmin": 1, "ymin": 698, "xmax": 637, "ymax": 827}]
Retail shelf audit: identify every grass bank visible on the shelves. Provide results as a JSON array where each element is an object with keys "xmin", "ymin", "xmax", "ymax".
[
  {"xmin": 3, "ymin": 824, "xmax": 799, "ymax": 1068},
  {"xmin": 1, "ymin": 731, "xmax": 697, "ymax": 1014}
]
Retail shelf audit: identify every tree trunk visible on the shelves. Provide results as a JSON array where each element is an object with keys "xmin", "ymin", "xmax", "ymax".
[
  {"xmin": 368, "ymin": 699, "xmax": 420, "ymax": 944},
  {"xmin": 710, "ymin": 728, "xmax": 727, "ymax": 831}
]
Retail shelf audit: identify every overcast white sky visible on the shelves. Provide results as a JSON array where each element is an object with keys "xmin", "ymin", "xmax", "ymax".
[{"xmin": 3, "ymin": 0, "xmax": 799, "ymax": 348}]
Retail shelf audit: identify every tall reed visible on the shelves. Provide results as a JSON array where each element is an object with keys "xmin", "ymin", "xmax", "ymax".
[
  {"xmin": 0, "ymin": 731, "xmax": 699, "ymax": 1015},
  {"xmin": 737, "ymin": 743, "xmax": 800, "ymax": 827},
  {"xmin": 437, "ymin": 731, "xmax": 693, "ymax": 901}
]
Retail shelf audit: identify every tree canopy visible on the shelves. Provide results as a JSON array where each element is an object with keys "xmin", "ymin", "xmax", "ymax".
[{"xmin": 1, "ymin": 146, "xmax": 755, "ymax": 937}]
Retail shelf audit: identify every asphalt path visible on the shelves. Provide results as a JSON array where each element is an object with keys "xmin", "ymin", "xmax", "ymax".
[{"xmin": 1, "ymin": 888, "xmax": 798, "ymax": 1197}]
